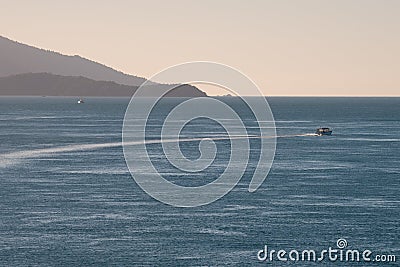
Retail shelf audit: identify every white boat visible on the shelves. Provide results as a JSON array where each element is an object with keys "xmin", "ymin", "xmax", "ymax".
[{"xmin": 77, "ymin": 98, "xmax": 84, "ymax": 104}]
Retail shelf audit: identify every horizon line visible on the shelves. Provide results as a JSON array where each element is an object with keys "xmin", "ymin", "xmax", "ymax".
[{"xmin": 1, "ymin": 95, "xmax": 399, "ymax": 98}]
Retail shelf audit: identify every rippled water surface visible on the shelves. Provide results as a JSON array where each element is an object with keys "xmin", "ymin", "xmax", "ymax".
[{"xmin": 0, "ymin": 97, "xmax": 399, "ymax": 266}]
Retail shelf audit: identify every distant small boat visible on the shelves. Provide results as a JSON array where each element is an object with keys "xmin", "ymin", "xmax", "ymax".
[
  {"xmin": 77, "ymin": 98, "xmax": 84, "ymax": 104},
  {"xmin": 316, "ymin": 127, "xmax": 332, "ymax": 136}
]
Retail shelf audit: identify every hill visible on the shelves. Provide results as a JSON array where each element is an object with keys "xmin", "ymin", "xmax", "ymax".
[
  {"xmin": 0, "ymin": 73, "xmax": 207, "ymax": 97},
  {"xmin": 0, "ymin": 35, "xmax": 207, "ymax": 97}
]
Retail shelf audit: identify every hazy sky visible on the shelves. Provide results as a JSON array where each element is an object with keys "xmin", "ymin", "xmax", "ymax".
[{"xmin": 1, "ymin": 0, "xmax": 399, "ymax": 96}]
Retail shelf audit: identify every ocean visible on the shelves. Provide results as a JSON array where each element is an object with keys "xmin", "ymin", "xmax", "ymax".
[{"xmin": 0, "ymin": 97, "xmax": 399, "ymax": 266}]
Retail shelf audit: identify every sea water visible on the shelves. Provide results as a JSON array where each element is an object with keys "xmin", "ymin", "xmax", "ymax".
[{"xmin": 0, "ymin": 97, "xmax": 399, "ymax": 266}]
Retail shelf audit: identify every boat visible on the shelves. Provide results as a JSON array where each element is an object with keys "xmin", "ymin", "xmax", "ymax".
[
  {"xmin": 77, "ymin": 98, "xmax": 84, "ymax": 104},
  {"xmin": 316, "ymin": 127, "xmax": 332, "ymax": 136}
]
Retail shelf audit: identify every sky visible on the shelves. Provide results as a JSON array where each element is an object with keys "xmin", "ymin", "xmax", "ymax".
[{"xmin": 1, "ymin": 0, "xmax": 399, "ymax": 96}]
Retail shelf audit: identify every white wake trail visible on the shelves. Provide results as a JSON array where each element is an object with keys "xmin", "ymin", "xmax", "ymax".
[{"xmin": 0, "ymin": 133, "xmax": 315, "ymax": 168}]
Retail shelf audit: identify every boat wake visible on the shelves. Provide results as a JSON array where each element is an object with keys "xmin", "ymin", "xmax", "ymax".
[
  {"xmin": 300, "ymin": 133, "xmax": 319, "ymax": 137},
  {"xmin": 0, "ymin": 133, "xmax": 316, "ymax": 168}
]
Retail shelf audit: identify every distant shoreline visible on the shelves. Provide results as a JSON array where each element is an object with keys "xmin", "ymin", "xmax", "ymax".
[{"xmin": 0, "ymin": 95, "xmax": 398, "ymax": 98}]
